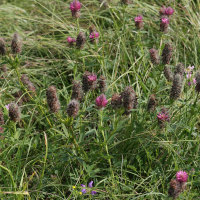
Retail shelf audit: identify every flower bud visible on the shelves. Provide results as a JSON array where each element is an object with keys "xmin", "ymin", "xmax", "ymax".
[
  {"xmin": 11, "ymin": 33, "xmax": 22, "ymax": 54},
  {"xmin": 9, "ymin": 103, "xmax": 21, "ymax": 122},
  {"xmin": 46, "ymin": 86, "xmax": 60, "ymax": 113},
  {"xmin": 67, "ymin": 99, "xmax": 79, "ymax": 117}
]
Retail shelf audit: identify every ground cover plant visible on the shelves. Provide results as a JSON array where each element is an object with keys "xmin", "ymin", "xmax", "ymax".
[{"xmin": 0, "ymin": 0, "xmax": 200, "ymax": 199}]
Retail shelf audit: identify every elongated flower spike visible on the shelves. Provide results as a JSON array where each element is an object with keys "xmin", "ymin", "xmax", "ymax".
[
  {"xmin": 170, "ymin": 74, "xmax": 182, "ymax": 100},
  {"xmin": 149, "ymin": 48, "xmax": 160, "ymax": 65},
  {"xmin": 174, "ymin": 63, "xmax": 185, "ymax": 81},
  {"xmin": 70, "ymin": 0, "xmax": 81, "ymax": 18},
  {"xmin": 98, "ymin": 75, "xmax": 106, "ymax": 93},
  {"xmin": 160, "ymin": 17, "xmax": 169, "ymax": 33},
  {"xmin": 195, "ymin": 71, "xmax": 200, "ymax": 93},
  {"xmin": 9, "ymin": 103, "xmax": 21, "ymax": 122},
  {"xmin": 76, "ymin": 32, "xmax": 86, "ymax": 49},
  {"xmin": 111, "ymin": 93, "xmax": 122, "ymax": 109},
  {"xmin": 135, "ymin": 15, "xmax": 144, "ymax": 30},
  {"xmin": 162, "ymin": 43, "xmax": 173, "ymax": 65},
  {"xmin": 164, "ymin": 66, "xmax": 173, "ymax": 81},
  {"xmin": 46, "ymin": 86, "xmax": 61, "ymax": 113},
  {"xmin": 11, "ymin": 33, "xmax": 22, "ymax": 54},
  {"xmin": 71, "ymin": 81, "xmax": 83, "ymax": 101},
  {"xmin": 67, "ymin": 99, "xmax": 79, "ymax": 117},
  {"xmin": 0, "ymin": 38, "xmax": 6, "ymax": 56},
  {"xmin": 147, "ymin": 94, "xmax": 156, "ymax": 112}
]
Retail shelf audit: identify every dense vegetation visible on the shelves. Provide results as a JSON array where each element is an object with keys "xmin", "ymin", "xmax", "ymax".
[{"xmin": 0, "ymin": 0, "xmax": 200, "ymax": 199}]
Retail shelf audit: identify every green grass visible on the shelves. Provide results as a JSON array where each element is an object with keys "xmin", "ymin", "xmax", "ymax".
[{"xmin": 0, "ymin": 0, "xmax": 200, "ymax": 199}]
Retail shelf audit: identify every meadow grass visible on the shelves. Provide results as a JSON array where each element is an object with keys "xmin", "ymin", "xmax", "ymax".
[{"xmin": 0, "ymin": 0, "xmax": 200, "ymax": 199}]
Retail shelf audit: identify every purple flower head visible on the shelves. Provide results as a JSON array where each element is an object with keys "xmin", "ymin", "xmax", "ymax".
[
  {"xmin": 157, "ymin": 112, "xmax": 169, "ymax": 122},
  {"xmin": 165, "ymin": 7, "xmax": 174, "ymax": 16},
  {"xmin": 87, "ymin": 73, "xmax": 97, "ymax": 82},
  {"xmin": 91, "ymin": 191, "xmax": 97, "ymax": 196},
  {"xmin": 96, "ymin": 94, "xmax": 108, "ymax": 108},
  {"xmin": 70, "ymin": 0, "xmax": 81, "ymax": 11},
  {"xmin": 88, "ymin": 181, "xmax": 93, "ymax": 188},
  {"xmin": 161, "ymin": 17, "xmax": 169, "ymax": 24},
  {"xmin": 176, "ymin": 170, "xmax": 188, "ymax": 182},
  {"xmin": 187, "ymin": 78, "xmax": 196, "ymax": 86},
  {"xmin": 81, "ymin": 184, "xmax": 87, "ymax": 194},
  {"xmin": 67, "ymin": 37, "xmax": 76, "ymax": 43},
  {"xmin": 135, "ymin": 15, "xmax": 142, "ymax": 22},
  {"xmin": 5, "ymin": 104, "xmax": 9, "ymax": 111},
  {"xmin": 89, "ymin": 32, "xmax": 99, "ymax": 39}
]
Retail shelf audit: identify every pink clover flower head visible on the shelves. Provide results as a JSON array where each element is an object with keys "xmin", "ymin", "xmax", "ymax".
[
  {"xmin": 135, "ymin": 15, "xmax": 143, "ymax": 22},
  {"xmin": 88, "ymin": 181, "xmax": 93, "ymax": 188},
  {"xmin": 95, "ymin": 94, "xmax": 108, "ymax": 108},
  {"xmin": 67, "ymin": 37, "xmax": 76, "ymax": 44},
  {"xmin": 87, "ymin": 73, "xmax": 97, "ymax": 81},
  {"xmin": 91, "ymin": 191, "xmax": 97, "ymax": 196},
  {"xmin": 70, "ymin": 0, "xmax": 81, "ymax": 12},
  {"xmin": 161, "ymin": 17, "xmax": 169, "ymax": 24},
  {"xmin": 89, "ymin": 32, "xmax": 99, "ymax": 39},
  {"xmin": 157, "ymin": 112, "xmax": 169, "ymax": 121},
  {"xmin": 165, "ymin": 7, "xmax": 174, "ymax": 16},
  {"xmin": 176, "ymin": 170, "xmax": 188, "ymax": 182},
  {"xmin": 5, "ymin": 104, "xmax": 9, "ymax": 111}
]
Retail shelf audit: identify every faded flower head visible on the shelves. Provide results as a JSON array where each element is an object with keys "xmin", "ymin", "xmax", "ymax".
[
  {"xmin": 159, "ymin": 5, "xmax": 166, "ymax": 16},
  {"xmin": 161, "ymin": 42, "xmax": 173, "ymax": 65},
  {"xmin": 96, "ymin": 94, "xmax": 108, "ymax": 109},
  {"xmin": 46, "ymin": 85, "xmax": 61, "ymax": 113},
  {"xmin": 111, "ymin": 93, "xmax": 122, "ymax": 109},
  {"xmin": 0, "ymin": 38, "xmax": 6, "ymax": 56},
  {"xmin": 149, "ymin": 48, "xmax": 160, "ymax": 65},
  {"xmin": 76, "ymin": 32, "xmax": 86, "ymax": 49},
  {"xmin": 165, "ymin": 7, "xmax": 174, "ymax": 16},
  {"xmin": 176, "ymin": 170, "xmax": 188, "ymax": 182},
  {"xmin": 9, "ymin": 103, "xmax": 21, "ymax": 122},
  {"xmin": 82, "ymin": 71, "xmax": 97, "ymax": 92},
  {"xmin": 11, "ymin": 33, "xmax": 22, "ymax": 54},
  {"xmin": 71, "ymin": 81, "xmax": 83, "ymax": 101},
  {"xmin": 67, "ymin": 99, "xmax": 79, "ymax": 117},
  {"xmin": 170, "ymin": 74, "xmax": 183, "ymax": 100},
  {"xmin": 98, "ymin": 75, "xmax": 106, "ymax": 93}
]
